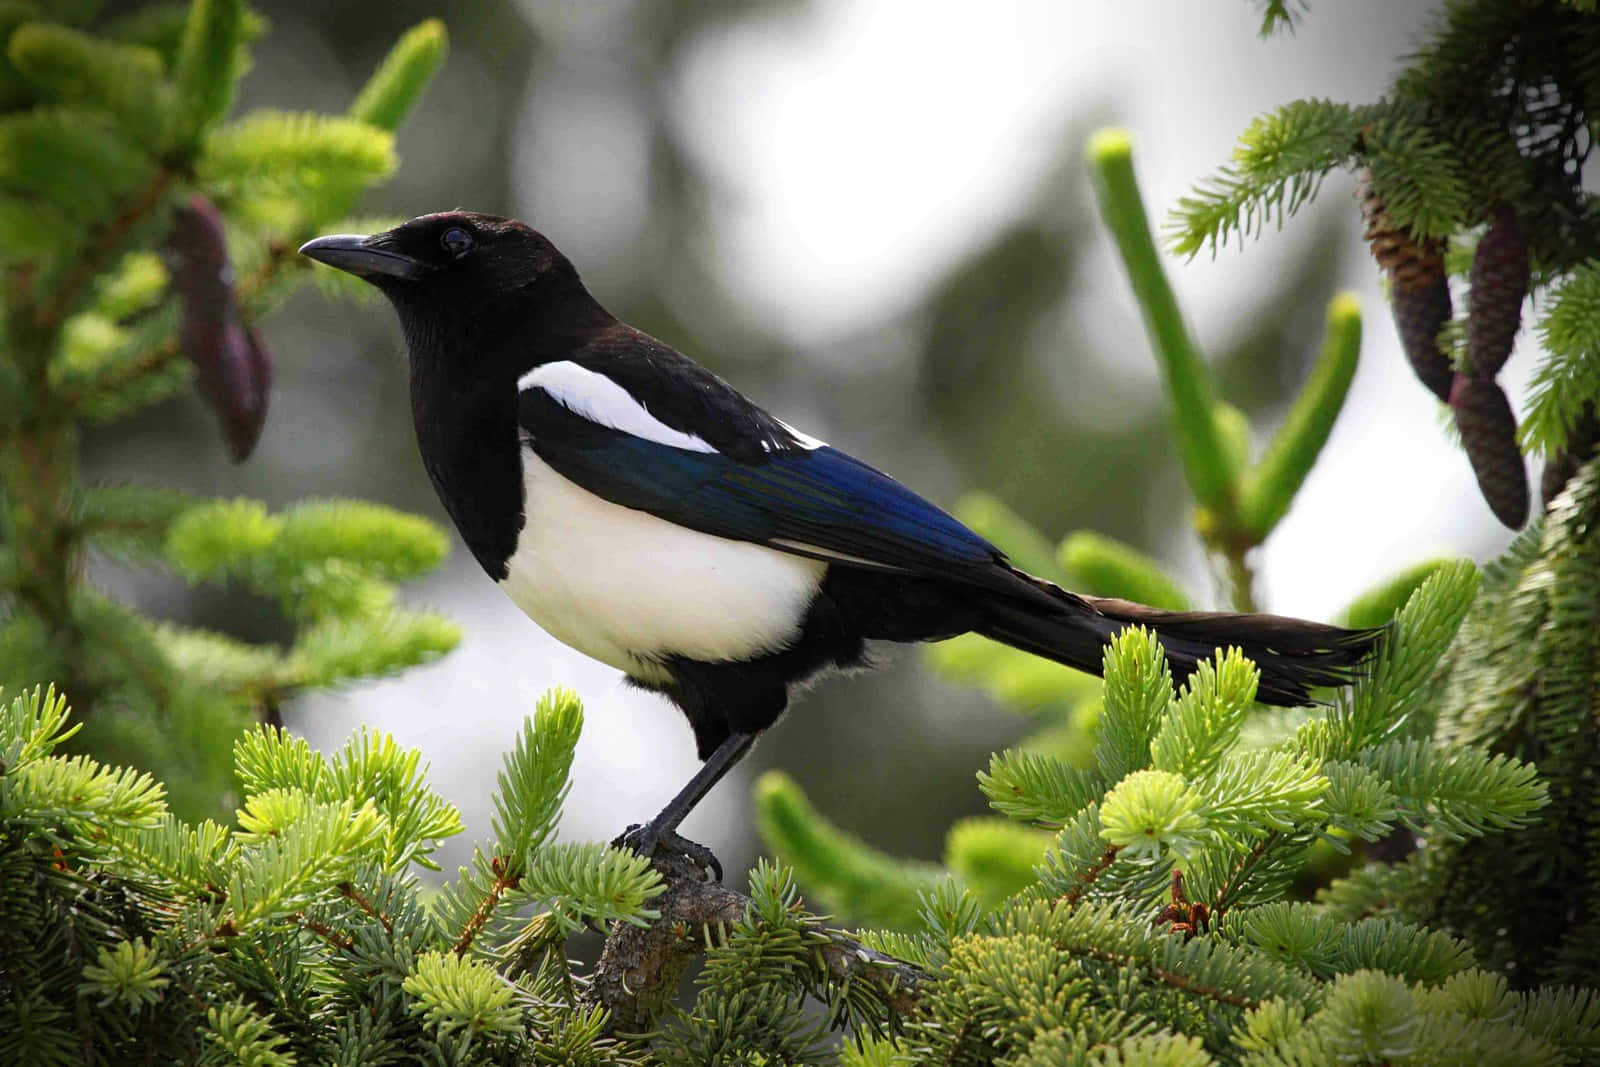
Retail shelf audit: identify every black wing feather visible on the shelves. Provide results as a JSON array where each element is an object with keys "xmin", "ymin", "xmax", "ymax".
[
  {"xmin": 565, "ymin": 329, "xmax": 803, "ymax": 461},
  {"xmin": 517, "ymin": 386, "xmax": 1000, "ymax": 578}
]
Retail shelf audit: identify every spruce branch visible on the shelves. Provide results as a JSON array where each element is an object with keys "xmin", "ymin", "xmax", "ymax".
[
  {"xmin": 403, "ymin": 951, "xmax": 521, "ymax": 1045},
  {"xmin": 336, "ymin": 880, "xmax": 393, "ymax": 935},
  {"xmin": 1210, "ymin": 832, "xmax": 1280, "ymax": 923},
  {"xmin": 1524, "ymin": 261, "xmax": 1600, "ymax": 455},
  {"xmin": 1253, "ymin": 1, "xmax": 1306, "ymax": 37},
  {"xmin": 0, "ymin": 8, "xmax": 451, "ymax": 809},
  {"xmin": 7, "ymin": 23, "xmax": 175, "ymax": 146},
  {"xmin": 348, "ymin": 17, "xmax": 447, "ymax": 133},
  {"xmin": 1092, "ymin": 129, "xmax": 1364, "ymax": 606},
  {"xmin": 56, "ymin": 334, "xmax": 182, "ymax": 414},
  {"xmin": 289, "ymin": 910, "xmax": 354, "ymax": 952},
  {"xmin": 1095, "ymin": 625, "xmax": 1173, "ymax": 783},
  {"xmin": 997, "ymin": 898, "xmax": 1291, "ymax": 1012},
  {"xmin": 1150, "ymin": 649, "xmax": 1260, "ymax": 779},
  {"xmin": 451, "ymin": 855, "xmax": 521, "ymax": 958},
  {"xmin": 1058, "ymin": 845, "xmax": 1122, "ymax": 909},
  {"xmin": 585, "ymin": 848, "xmax": 929, "ymax": 1036},
  {"xmin": 1169, "ymin": 98, "xmax": 1364, "ymax": 257},
  {"xmin": 979, "ymin": 748, "xmax": 1102, "ymax": 827},
  {"xmin": 1317, "ymin": 559, "xmax": 1479, "ymax": 758},
  {"xmin": 0, "ymin": 108, "xmax": 155, "ymax": 235},
  {"xmin": 172, "ymin": 0, "xmax": 243, "ymax": 139}
]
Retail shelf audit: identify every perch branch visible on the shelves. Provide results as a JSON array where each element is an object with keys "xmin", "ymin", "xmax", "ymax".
[{"xmin": 585, "ymin": 848, "xmax": 929, "ymax": 1035}]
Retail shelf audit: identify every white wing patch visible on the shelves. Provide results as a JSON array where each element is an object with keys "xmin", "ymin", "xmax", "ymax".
[
  {"xmin": 775, "ymin": 419, "xmax": 826, "ymax": 451},
  {"xmin": 518, "ymin": 361, "xmax": 717, "ymax": 454}
]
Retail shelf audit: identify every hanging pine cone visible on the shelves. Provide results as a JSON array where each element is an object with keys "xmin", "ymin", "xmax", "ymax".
[
  {"xmin": 211, "ymin": 320, "xmax": 273, "ymax": 461},
  {"xmin": 1357, "ymin": 171, "xmax": 1453, "ymax": 401},
  {"xmin": 1467, "ymin": 203, "xmax": 1530, "ymax": 378},
  {"xmin": 164, "ymin": 195, "xmax": 272, "ymax": 461},
  {"xmin": 1541, "ymin": 406, "xmax": 1600, "ymax": 507},
  {"xmin": 1450, "ymin": 374, "xmax": 1529, "ymax": 528}
]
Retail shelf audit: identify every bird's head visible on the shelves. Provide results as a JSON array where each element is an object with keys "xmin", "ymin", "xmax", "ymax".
[
  {"xmin": 300, "ymin": 211, "xmax": 584, "ymax": 311},
  {"xmin": 300, "ymin": 212, "xmax": 607, "ymax": 368}
]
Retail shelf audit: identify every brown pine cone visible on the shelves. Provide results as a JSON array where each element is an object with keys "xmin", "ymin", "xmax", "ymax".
[
  {"xmin": 1357, "ymin": 172, "xmax": 1453, "ymax": 401},
  {"xmin": 164, "ymin": 195, "xmax": 272, "ymax": 461},
  {"xmin": 165, "ymin": 196, "xmax": 232, "ymax": 371},
  {"xmin": 1450, "ymin": 374, "xmax": 1529, "ymax": 528},
  {"xmin": 212, "ymin": 321, "xmax": 272, "ymax": 461},
  {"xmin": 1392, "ymin": 272, "xmax": 1454, "ymax": 402},
  {"xmin": 1467, "ymin": 203, "xmax": 1529, "ymax": 378},
  {"xmin": 1541, "ymin": 407, "xmax": 1600, "ymax": 507}
]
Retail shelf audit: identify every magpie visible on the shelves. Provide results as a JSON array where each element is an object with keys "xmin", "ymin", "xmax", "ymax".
[{"xmin": 300, "ymin": 212, "xmax": 1380, "ymax": 864}]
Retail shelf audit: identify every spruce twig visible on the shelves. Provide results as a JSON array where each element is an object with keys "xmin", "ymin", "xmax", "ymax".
[
  {"xmin": 1211, "ymin": 831, "xmax": 1279, "ymax": 922},
  {"xmin": 337, "ymin": 881, "xmax": 393, "ymax": 934},
  {"xmin": 586, "ymin": 848, "xmax": 928, "ymax": 1035},
  {"xmin": 1059, "ymin": 845, "xmax": 1122, "ymax": 909},
  {"xmin": 453, "ymin": 855, "xmax": 521, "ymax": 958}
]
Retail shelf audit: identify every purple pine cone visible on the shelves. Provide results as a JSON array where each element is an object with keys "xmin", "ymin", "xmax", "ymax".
[
  {"xmin": 1467, "ymin": 203, "xmax": 1530, "ymax": 379},
  {"xmin": 164, "ymin": 195, "xmax": 272, "ymax": 460},
  {"xmin": 1450, "ymin": 374, "xmax": 1528, "ymax": 528}
]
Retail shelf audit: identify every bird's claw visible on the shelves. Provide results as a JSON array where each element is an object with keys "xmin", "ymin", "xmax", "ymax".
[{"xmin": 613, "ymin": 823, "xmax": 723, "ymax": 882}]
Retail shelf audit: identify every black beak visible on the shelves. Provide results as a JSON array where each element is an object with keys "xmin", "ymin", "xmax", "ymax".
[{"xmin": 298, "ymin": 234, "xmax": 425, "ymax": 280}]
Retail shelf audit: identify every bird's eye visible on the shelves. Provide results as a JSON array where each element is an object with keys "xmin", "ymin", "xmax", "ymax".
[{"xmin": 440, "ymin": 227, "xmax": 474, "ymax": 258}]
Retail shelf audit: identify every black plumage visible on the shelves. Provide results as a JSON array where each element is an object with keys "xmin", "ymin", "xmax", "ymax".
[{"xmin": 301, "ymin": 211, "xmax": 1382, "ymax": 861}]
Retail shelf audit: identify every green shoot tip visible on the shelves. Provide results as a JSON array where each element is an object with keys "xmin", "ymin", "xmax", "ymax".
[
  {"xmin": 1088, "ymin": 128, "xmax": 1135, "ymax": 164},
  {"xmin": 754, "ymin": 769, "xmax": 798, "ymax": 804},
  {"xmin": 407, "ymin": 18, "xmax": 448, "ymax": 54},
  {"xmin": 1327, "ymin": 291, "xmax": 1362, "ymax": 324}
]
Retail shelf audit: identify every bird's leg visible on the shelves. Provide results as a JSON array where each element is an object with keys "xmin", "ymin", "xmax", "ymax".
[{"xmin": 614, "ymin": 731, "xmax": 757, "ymax": 881}]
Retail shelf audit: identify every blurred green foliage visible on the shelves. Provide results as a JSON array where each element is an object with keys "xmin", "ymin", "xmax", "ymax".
[{"xmin": 0, "ymin": 0, "xmax": 454, "ymax": 815}]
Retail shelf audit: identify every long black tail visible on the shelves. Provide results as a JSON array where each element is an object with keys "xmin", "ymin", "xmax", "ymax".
[{"xmin": 975, "ymin": 576, "xmax": 1381, "ymax": 707}]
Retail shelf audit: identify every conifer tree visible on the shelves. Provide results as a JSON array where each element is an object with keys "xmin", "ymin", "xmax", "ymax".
[
  {"xmin": 4, "ymin": 1, "xmax": 1599, "ymax": 1063},
  {"xmin": 0, "ymin": 1, "xmax": 457, "ymax": 814},
  {"xmin": 757, "ymin": 1, "xmax": 1600, "ymax": 1056},
  {"xmin": 4, "ymin": 573, "xmax": 1594, "ymax": 1062},
  {"xmin": 0, "ymin": 685, "xmax": 673, "ymax": 1062},
  {"xmin": 1159, "ymin": 0, "xmax": 1600, "ymax": 997},
  {"xmin": 1172, "ymin": 0, "xmax": 1600, "ymax": 529}
]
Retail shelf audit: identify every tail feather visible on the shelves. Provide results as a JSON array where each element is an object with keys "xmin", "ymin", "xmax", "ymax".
[{"xmin": 975, "ymin": 584, "xmax": 1382, "ymax": 708}]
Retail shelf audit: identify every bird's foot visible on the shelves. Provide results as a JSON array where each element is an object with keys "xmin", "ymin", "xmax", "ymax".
[{"xmin": 613, "ymin": 823, "xmax": 723, "ymax": 882}]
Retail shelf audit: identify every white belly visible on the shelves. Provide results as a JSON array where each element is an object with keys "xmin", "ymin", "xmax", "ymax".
[{"xmin": 499, "ymin": 451, "xmax": 828, "ymax": 682}]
